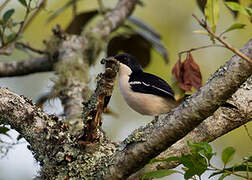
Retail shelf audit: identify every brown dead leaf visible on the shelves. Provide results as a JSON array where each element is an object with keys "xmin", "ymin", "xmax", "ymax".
[{"xmin": 172, "ymin": 53, "xmax": 202, "ymax": 91}]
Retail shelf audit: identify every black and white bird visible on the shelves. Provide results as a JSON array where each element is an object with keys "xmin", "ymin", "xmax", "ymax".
[{"xmin": 113, "ymin": 53, "xmax": 178, "ymax": 116}]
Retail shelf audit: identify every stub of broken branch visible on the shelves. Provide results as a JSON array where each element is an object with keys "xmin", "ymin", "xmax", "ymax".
[{"xmin": 81, "ymin": 57, "xmax": 118, "ymax": 144}]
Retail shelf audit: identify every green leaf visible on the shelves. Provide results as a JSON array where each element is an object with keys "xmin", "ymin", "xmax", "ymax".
[
  {"xmin": 150, "ymin": 156, "xmax": 180, "ymax": 163},
  {"xmin": 3, "ymin": 9, "xmax": 15, "ymax": 23},
  {"xmin": 193, "ymin": 30, "xmax": 209, "ymax": 35},
  {"xmin": 17, "ymin": 134, "xmax": 23, "ymax": 141},
  {"xmin": 142, "ymin": 169, "xmax": 178, "ymax": 180},
  {"xmin": 180, "ymin": 154, "xmax": 208, "ymax": 179},
  {"xmin": 18, "ymin": 0, "xmax": 27, "ymax": 7},
  {"xmin": 7, "ymin": 33, "xmax": 17, "ymax": 43},
  {"xmin": 225, "ymin": 2, "xmax": 250, "ymax": 17},
  {"xmin": 243, "ymin": 156, "xmax": 252, "ymax": 163},
  {"xmin": 245, "ymin": 7, "xmax": 252, "ymax": 17},
  {"xmin": 187, "ymin": 141, "xmax": 215, "ymax": 161},
  {"xmin": 221, "ymin": 146, "xmax": 235, "ymax": 167},
  {"xmin": 221, "ymin": 23, "xmax": 246, "ymax": 35},
  {"xmin": 218, "ymin": 172, "xmax": 231, "ymax": 180},
  {"xmin": 209, "ymin": 171, "xmax": 231, "ymax": 180},
  {"xmin": 204, "ymin": 0, "xmax": 219, "ymax": 32},
  {"xmin": 0, "ymin": 126, "xmax": 10, "ymax": 136}
]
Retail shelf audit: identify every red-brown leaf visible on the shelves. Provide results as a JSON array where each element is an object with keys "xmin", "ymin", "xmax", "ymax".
[{"xmin": 172, "ymin": 53, "xmax": 202, "ymax": 91}]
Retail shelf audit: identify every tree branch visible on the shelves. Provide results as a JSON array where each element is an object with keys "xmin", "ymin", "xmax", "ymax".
[
  {"xmin": 192, "ymin": 14, "xmax": 252, "ymax": 64},
  {"xmin": 0, "ymin": 87, "xmax": 52, "ymax": 157},
  {"xmin": 81, "ymin": 58, "xmax": 118, "ymax": 143},
  {"xmin": 0, "ymin": 56, "xmax": 53, "ymax": 77},
  {"xmin": 129, "ymin": 75, "xmax": 252, "ymax": 179},
  {"xmin": 105, "ymin": 39, "xmax": 252, "ymax": 179},
  {"xmin": 91, "ymin": 0, "xmax": 138, "ymax": 39}
]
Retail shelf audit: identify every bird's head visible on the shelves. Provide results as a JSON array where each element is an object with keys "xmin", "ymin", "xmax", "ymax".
[{"xmin": 113, "ymin": 53, "xmax": 143, "ymax": 75}]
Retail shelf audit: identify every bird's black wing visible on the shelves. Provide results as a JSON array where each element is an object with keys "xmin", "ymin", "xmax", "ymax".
[{"xmin": 129, "ymin": 72, "xmax": 175, "ymax": 99}]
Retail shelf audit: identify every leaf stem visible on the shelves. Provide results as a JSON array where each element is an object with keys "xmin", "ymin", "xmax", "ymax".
[
  {"xmin": 178, "ymin": 44, "xmax": 225, "ymax": 60},
  {"xmin": 192, "ymin": 13, "xmax": 252, "ymax": 64},
  {"xmin": 209, "ymin": 164, "xmax": 248, "ymax": 179},
  {"xmin": 19, "ymin": 0, "xmax": 46, "ymax": 34},
  {"xmin": 15, "ymin": 41, "xmax": 47, "ymax": 54}
]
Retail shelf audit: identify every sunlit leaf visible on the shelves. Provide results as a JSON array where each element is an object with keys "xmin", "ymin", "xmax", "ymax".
[
  {"xmin": 18, "ymin": 0, "xmax": 27, "ymax": 7},
  {"xmin": 222, "ymin": 146, "xmax": 235, "ymax": 167},
  {"xmin": 193, "ymin": 30, "xmax": 208, "ymax": 35},
  {"xmin": 65, "ymin": 10, "xmax": 98, "ymax": 35},
  {"xmin": 224, "ymin": 0, "xmax": 240, "ymax": 18},
  {"xmin": 225, "ymin": 2, "xmax": 250, "ymax": 17},
  {"xmin": 142, "ymin": 169, "xmax": 179, "ymax": 180},
  {"xmin": 221, "ymin": 23, "xmax": 246, "ymax": 35},
  {"xmin": 3, "ymin": 9, "xmax": 15, "ymax": 23},
  {"xmin": 204, "ymin": 0, "xmax": 219, "ymax": 32}
]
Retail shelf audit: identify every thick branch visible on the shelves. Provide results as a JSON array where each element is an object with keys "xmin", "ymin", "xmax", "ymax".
[
  {"xmin": 129, "ymin": 75, "xmax": 252, "ymax": 179},
  {"xmin": 105, "ymin": 39, "xmax": 252, "ymax": 179},
  {"xmin": 0, "ymin": 56, "xmax": 53, "ymax": 77},
  {"xmin": 91, "ymin": 0, "xmax": 138, "ymax": 39},
  {"xmin": 0, "ymin": 87, "xmax": 50, "ymax": 152}
]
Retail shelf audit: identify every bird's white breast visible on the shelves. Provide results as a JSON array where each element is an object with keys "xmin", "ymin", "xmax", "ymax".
[{"xmin": 118, "ymin": 63, "xmax": 175, "ymax": 115}]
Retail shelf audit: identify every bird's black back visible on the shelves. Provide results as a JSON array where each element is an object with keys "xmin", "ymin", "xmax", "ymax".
[{"xmin": 129, "ymin": 71, "xmax": 175, "ymax": 99}]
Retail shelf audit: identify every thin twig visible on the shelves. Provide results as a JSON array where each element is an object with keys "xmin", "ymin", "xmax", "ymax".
[
  {"xmin": 20, "ymin": 0, "xmax": 46, "ymax": 34},
  {"xmin": 178, "ymin": 44, "xmax": 225, "ymax": 60},
  {"xmin": 0, "ymin": 0, "xmax": 10, "ymax": 12},
  {"xmin": 72, "ymin": 0, "xmax": 77, "ymax": 17},
  {"xmin": 243, "ymin": 124, "xmax": 252, "ymax": 142},
  {"xmin": 192, "ymin": 14, "xmax": 252, "ymax": 64},
  {"xmin": 16, "ymin": 42, "xmax": 47, "ymax": 54},
  {"xmin": 209, "ymin": 164, "xmax": 248, "ymax": 179},
  {"xmin": 97, "ymin": 0, "xmax": 106, "ymax": 14}
]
